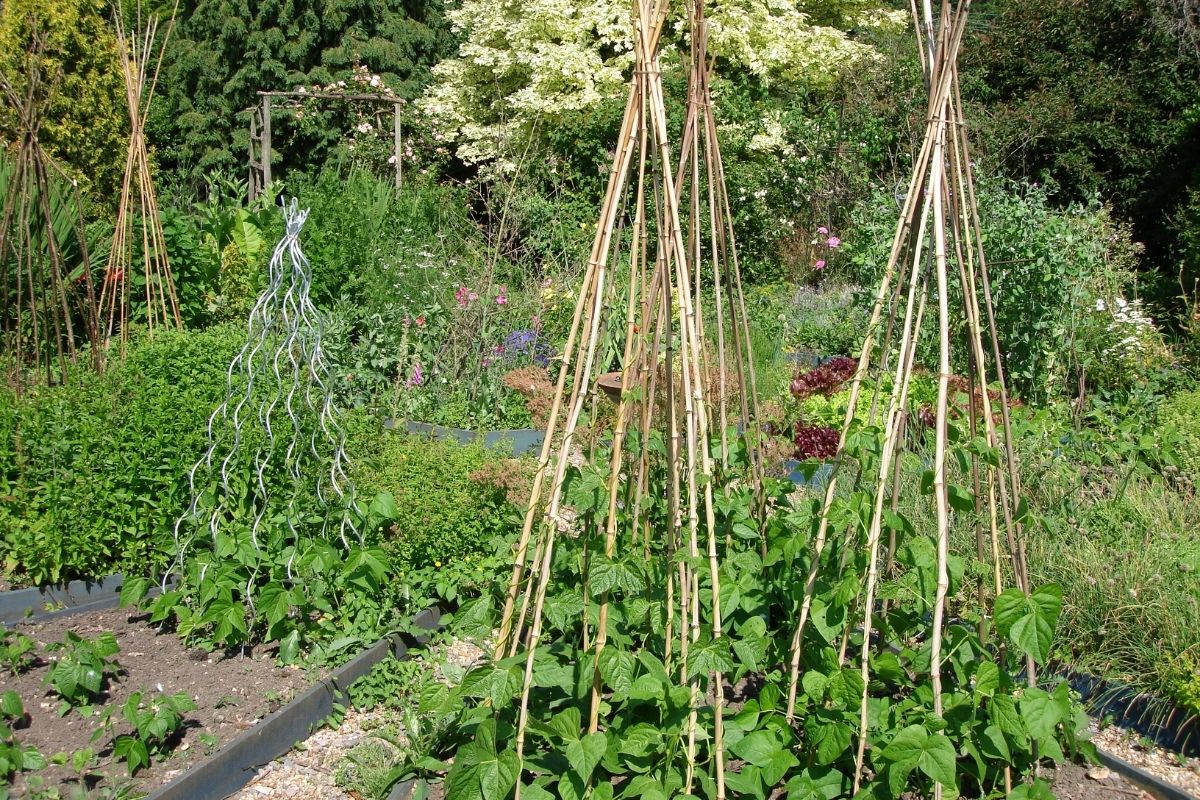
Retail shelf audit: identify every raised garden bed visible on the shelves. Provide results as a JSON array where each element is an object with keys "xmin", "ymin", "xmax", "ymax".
[
  {"xmin": 0, "ymin": 573, "xmax": 128, "ymax": 625},
  {"xmin": 2, "ymin": 575, "xmax": 447, "ymax": 800},
  {"xmin": 5, "ymin": 605, "xmax": 312, "ymax": 797}
]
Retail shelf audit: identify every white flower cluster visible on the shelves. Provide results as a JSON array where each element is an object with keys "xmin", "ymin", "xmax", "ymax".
[
  {"xmin": 420, "ymin": 0, "xmax": 887, "ymax": 167},
  {"xmin": 705, "ymin": 0, "xmax": 875, "ymax": 87},
  {"xmin": 1097, "ymin": 296, "xmax": 1158, "ymax": 360}
]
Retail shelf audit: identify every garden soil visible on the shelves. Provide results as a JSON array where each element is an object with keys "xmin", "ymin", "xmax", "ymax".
[
  {"xmin": 6, "ymin": 605, "xmax": 313, "ymax": 796},
  {"xmin": 1048, "ymin": 760, "xmax": 1161, "ymax": 799}
]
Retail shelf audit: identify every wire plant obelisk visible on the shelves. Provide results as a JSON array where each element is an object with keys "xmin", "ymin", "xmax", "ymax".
[{"xmin": 169, "ymin": 201, "xmax": 362, "ymax": 628}]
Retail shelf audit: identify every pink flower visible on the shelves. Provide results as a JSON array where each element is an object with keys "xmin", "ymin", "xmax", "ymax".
[
  {"xmin": 455, "ymin": 286, "xmax": 471, "ymax": 308},
  {"xmin": 496, "ymin": 285, "xmax": 508, "ymax": 305},
  {"xmin": 826, "ymin": 236, "xmax": 841, "ymax": 249},
  {"xmin": 415, "ymin": 315, "xmax": 426, "ymax": 327},
  {"xmin": 531, "ymin": 314, "xmax": 541, "ymax": 329},
  {"xmin": 815, "ymin": 259, "xmax": 826, "ymax": 270},
  {"xmin": 817, "ymin": 226, "xmax": 828, "ymax": 235},
  {"xmin": 406, "ymin": 363, "xmax": 424, "ymax": 387}
]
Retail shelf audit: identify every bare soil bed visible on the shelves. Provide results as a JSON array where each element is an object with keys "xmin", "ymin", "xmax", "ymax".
[
  {"xmin": 1049, "ymin": 760, "xmax": 1159, "ymax": 799},
  {"xmin": 7, "ymin": 606, "xmax": 313, "ymax": 797}
]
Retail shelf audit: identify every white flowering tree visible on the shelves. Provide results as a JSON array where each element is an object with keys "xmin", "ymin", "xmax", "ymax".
[{"xmin": 421, "ymin": 0, "xmax": 905, "ymax": 168}]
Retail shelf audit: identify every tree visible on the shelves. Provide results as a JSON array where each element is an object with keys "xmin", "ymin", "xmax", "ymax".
[
  {"xmin": 420, "ymin": 0, "xmax": 903, "ymax": 169},
  {"xmin": 962, "ymin": 0, "xmax": 1200, "ymax": 296},
  {"xmin": 150, "ymin": 0, "xmax": 456, "ymax": 181},
  {"xmin": 0, "ymin": 0, "xmax": 127, "ymax": 210}
]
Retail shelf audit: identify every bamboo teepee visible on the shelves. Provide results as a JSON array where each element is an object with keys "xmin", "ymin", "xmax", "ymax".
[
  {"xmin": 781, "ymin": 0, "xmax": 1033, "ymax": 794},
  {"xmin": 492, "ymin": 0, "xmax": 765, "ymax": 796},
  {"xmin": 99, "ymin": 5, "xmax": 183, "ymax": 348},
  {"xmin": 0, "ymin": 29, "xmax": 101, "ymax": 390}
]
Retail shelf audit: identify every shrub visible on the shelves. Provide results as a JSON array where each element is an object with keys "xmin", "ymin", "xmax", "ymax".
[
  {"xmin": 349, "ymin": 429, "xmax": 517, "ymax": 570},
  {"xmin": 782, "ymin": 285, "xmax": 867, "ymax": 357},
  {"xmin": 845, "ymin": 178, "xmax": 1149, "ymax": 403},
  {"xmin": 961, "ymin": 0, "xmax": 1200, "ymax": 290},
  {"xmin": 0, "ymin": 325, "xmax": 245, "ymax": 585},
  {"xmin": 278, "ymin": 169, "xmax": 478, "ymax": 310},
  {"xmin": 1159, "ymin": 386, "xmax": 1200, "ymax": 482}
]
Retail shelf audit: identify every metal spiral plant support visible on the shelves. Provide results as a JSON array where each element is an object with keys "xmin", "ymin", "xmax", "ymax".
[{"xmin": 168, "ymin": 199, "xmax": 362, "ymax": 617}]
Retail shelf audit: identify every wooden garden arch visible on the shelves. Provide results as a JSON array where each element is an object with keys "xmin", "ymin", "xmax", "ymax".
[{"xmin": 248, "ymin": 90, "xmax": 405, "ymax": 199}]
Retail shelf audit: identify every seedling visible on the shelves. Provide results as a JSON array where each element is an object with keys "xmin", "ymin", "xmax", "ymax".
[
  {"xmin": 107, "ymin": 690, "xmax": 197, "ymax": 775},
  {"xmin": 43, "ymin": 631, "xmax": 121, "ymax": 715},
  {"xmin": 0, "ymin": 627, "xmax": 36, "ymax": 675}
]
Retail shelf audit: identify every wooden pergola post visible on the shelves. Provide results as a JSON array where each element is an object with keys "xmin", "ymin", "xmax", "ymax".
[
  {"xmin": 261, "ymin": 94, "xmax": 272, "ymax": 190},
  {"xmin": 249, "ymin": 89, "xmax": 403, "ymax": 194},
  {"xmin": 393, "ymin": 100, "xmax": 402, "ymax": 190}
]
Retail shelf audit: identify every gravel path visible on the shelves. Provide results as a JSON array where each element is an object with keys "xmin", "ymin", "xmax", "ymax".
[
  {"xmin": 1093, "ymin": 723, "xmax": 1200, "ymax": 797},
  {"xmin": 230, "ymin": 638, "xmax": 486, "ymax": 800}
]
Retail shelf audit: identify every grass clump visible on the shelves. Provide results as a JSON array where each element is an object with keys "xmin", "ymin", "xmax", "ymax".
[{"xmin": 1027, "ymin": 478, "xmax": 1200, "ymax": 718}]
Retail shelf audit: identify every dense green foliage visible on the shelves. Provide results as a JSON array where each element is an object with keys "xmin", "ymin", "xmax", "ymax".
[
  {"xmin": 151, "ymin": 0, "xmax": 455, "ymax": 180},
  {"xmin": 845, "ymin": 178, "xmax": 1168, "ymax": 403},
  {"xmin": 1015, "ymin": 404, "xmax": 1200, "ymax": 716},
  {"xmin": 1158, "ymin": 386, "xmax": 1200, "ymax": 481},
  {"xmin": 0, "ymin": 0, "xmax": 126, "ymax": 208},
  {"xmin": 351, "ymin": 431, "xmax": 517, "ymax": 569},
  {"xmin": 962, "ymin": 0, "xmax": 1200, "ymax": 299},
  {"xmin": 415, "ymin": 433, "xmax": 1091, "ymax": 800},
  {"xmin": 0, "ymin": 325, "xmax": 244, "ymax": 584}
]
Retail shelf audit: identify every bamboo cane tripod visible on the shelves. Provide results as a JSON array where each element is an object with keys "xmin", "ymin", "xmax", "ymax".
[
  {"xmin": 779, "ymin": 0, "xmax": 1034, "ymax": 795},
  {"xmin": 99, "ymin": 4, "xmax": 184, "ymax": 350},
  {"xmin": 491, "ymin": 0, "xmax": 766, "ymax": 796},
  {"xmin": 0, "ymin": 28, "xmax": 101, "ymax": 391}
]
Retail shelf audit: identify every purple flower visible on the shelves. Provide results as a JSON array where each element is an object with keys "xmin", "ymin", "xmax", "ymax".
[{"xmin": 503, "ymin": 328, "xmax": 555, "ymax": 367}]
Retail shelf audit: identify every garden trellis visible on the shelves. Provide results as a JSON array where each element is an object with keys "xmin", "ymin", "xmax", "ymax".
[
  {"xmin": 781, "ymin": 0, "xmax": 1037, "ymax": 794},
  {"xmin": 168, "ymin": 200, "xmax": 362, "ymax": 632},
  {"xmin": 492, "ymin": 0, "xmax": 768, "ymax": 795},
  {"xmin": 249, "ymin": 89, "xmax": 406, "ymax": 200},
  {"xmin": 99, "ymin": 5, "xmax": 184, "ymax": 350},
  {"xmin": 0, "ymin": 27, "xmax": 101, "ymax": 391}
]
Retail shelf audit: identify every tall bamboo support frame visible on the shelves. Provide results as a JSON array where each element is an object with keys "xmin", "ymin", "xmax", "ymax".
[
  {"xmin": 99, "ymin": 4, "xmax": 184, "ymax": 349},
  {"xmin": 779, "ymin": 1, "xmax": 1035, "ymax": 795},
  {"xmin": 0, "ymin": 28, "xmax": 101, "ymax": 391},
  {"xmin": 491, "ymin": 0, "xmax": 766, "ymax": 797}
]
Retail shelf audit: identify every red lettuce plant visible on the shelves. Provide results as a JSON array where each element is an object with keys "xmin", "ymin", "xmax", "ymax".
[
  {"xmin": 793, "ymin": 422, "xmax": 840, "ymax": 460},
  {"xmin": 790, "ymin": 356, "xmax": 856, "ymax": 400}
]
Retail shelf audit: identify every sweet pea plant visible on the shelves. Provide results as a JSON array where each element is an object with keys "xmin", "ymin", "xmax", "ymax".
[{"xmin": 391, "ymin": 280, "xmax": 558, "ymax": 429}]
